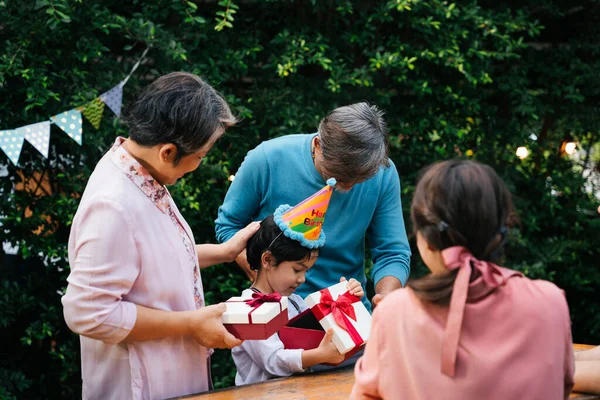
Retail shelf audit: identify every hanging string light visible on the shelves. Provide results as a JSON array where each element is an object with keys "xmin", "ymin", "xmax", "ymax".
[
  {"xmin": 516, "ymin": 146, "xmax": 529, "ymax": 159},
  {"xmin": 560, "ymin": 134, "xmax": 577, "ymax": 156},
  {"xmin": 560, "ymin": 140, "xmax": 577, "ymax": 155},
  {"xmin": 564, "ymin": 142, "xmax": 577, "ymax": 155},
  {"xmin": 228, "ymin": 175, "xmax": 235, "ymax": 182}
]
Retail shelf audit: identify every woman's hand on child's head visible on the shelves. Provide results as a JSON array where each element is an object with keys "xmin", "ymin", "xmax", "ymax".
[
  {"xmin": 225, "ymin": 221, "xmax": 261, "ymax": 263},
  {"xmin": 340, "ymin": 276, "xmax": 364, "ymax": 298},
  {"xmin": 317, "ymin": 328, "xmax": 345, "ymax": 365}
]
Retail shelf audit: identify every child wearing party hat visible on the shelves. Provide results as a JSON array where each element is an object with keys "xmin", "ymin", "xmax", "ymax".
[{"xmin": 231, "ymin": 178, "xmax": 365, "ymax": 385}]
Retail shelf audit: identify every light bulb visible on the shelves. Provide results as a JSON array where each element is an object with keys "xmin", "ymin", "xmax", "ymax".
[
  {"xmin": 564, "ymin": 142, "xmax": 577, "ymax": 155},
  {"xmin": 516, "ymin": 146, "xmax": 529, "ymax": 159},
  {"xmin": 228, "ymin": 175, "xmax": 235, "ymax": 182}
]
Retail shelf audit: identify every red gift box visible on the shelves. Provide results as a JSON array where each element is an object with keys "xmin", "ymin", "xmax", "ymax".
[
  {"xmin": 222, "ymin": 293, "xmax": 289, "ymax": 340},
  {"xmin": 278, "ymin": 308, "xmax": 364, "ymax": 366}
]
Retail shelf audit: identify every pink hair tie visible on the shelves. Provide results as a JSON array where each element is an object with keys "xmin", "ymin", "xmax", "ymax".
[{"xmin": 439, "ymin": 246, "xmax": 506, "ymax": 377}]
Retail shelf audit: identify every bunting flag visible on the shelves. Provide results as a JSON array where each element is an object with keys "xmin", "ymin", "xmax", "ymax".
[
  {"xmin": 0, "ymin": 46, "xmax": 150, "ymax": 167},
  {"xmin": 51, "ymin": 109, "xmax": 83, "ymax": 145},
  {"xmin": 100, "ymin": 81, "xmax": 124, "ymax": 117},
  {"xmin": 0, "ymin": 129, "xmax": 25, "ymax": 166},
  {"xmin": 19, "ymin": 121, "xmax": 52, "ymax": 158},
  {"xmin": 82, "ymin": 98, "xmax": 105, "ymax": 130}
]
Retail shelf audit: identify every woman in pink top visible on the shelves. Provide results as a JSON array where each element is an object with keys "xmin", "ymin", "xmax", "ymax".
[
  {"xmin": 61, "ymin": 72, "xmax": 259, "ymax": 400},
  {"xmin": 351, "ymin": 159, "xmax": 574, "ymax": 400}
]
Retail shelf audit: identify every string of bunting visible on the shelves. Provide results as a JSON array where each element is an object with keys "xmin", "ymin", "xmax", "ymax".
[{"xmin": 0, "ymin": 47, "xmax": 150, "ymax": 166}]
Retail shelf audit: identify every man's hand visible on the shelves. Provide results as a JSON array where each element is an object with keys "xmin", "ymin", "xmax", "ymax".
[
  {"xmin": 371, "ymin": 293, "xmax": 385, "ymax": 307},
  {"xmin": 188, "ymin": 303, "xmax": 243, "ymax": 349},
  {"xmin": 372, "ymin": 276, "xmax": 402, "ymax": 308},
  {"xmin": 235, "ymin": 248, "xmax": 257, "ymax": 282}
]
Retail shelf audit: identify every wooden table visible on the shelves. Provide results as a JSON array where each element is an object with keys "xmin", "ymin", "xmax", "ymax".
[{"xmin": 176, "ymin": 344, "xmax": 598, "ymax": 400}]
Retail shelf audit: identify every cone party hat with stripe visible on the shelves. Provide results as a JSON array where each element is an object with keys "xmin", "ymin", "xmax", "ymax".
[{"xmin": 273, "ymin": 178, "xmax": 336, "ymax": 249}]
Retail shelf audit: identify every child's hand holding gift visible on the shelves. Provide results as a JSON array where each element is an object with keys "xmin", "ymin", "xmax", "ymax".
[
  {"xmin": 301, "ymin": 328, "xmax": 345, "ymax": 368},
  {"xmin": 299, "ymin": 279, "xmax": 371, "ymax": 369},
  {"xmin": 316, "ymin": 329, "xmax": 346, "ymax": 365},
  {"xmin": 340, "ymin": 276, "xmax": 364, "ymax": 298}
]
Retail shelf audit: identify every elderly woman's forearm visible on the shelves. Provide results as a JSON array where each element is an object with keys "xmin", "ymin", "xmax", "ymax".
[
  {"xmin": 63, "ymin": 294, "xmax": 191, "ymax": 344},
  {"xmin": 123, "ymin": 305, "xmax": 194, "ymax": 342},
  {"xmin": 196, "ymin": 243, "xmax": 236, "ymax": 268}
]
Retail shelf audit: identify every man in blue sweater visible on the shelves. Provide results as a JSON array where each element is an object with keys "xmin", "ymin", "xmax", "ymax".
[{"xmin": 215, "ymin": 103, "xmax": 411, "ymax": 312}]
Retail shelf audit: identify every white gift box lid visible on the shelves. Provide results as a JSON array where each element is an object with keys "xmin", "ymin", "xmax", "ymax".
[
  {"xmin": 222, "ymin": 295, "xmax": 288, "ymax": 324},
  {"xmin": 305, "ymin": 281, "xmax": 372, "ymax": 354}
]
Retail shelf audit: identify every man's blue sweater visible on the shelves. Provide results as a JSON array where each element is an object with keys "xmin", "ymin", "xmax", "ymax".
[{"xmin": 215, "ymin": 133, "xmax": 411, "ymax": 311}]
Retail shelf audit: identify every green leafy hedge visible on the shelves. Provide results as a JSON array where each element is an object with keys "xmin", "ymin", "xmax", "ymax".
[{"xmin": 1, "ymin": 0, "xmax": 599, "ymax": 398}]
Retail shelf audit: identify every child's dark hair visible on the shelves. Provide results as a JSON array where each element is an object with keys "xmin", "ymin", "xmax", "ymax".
[
  {"xmin": 408, "ymin": 159, "xmax": 517, "ymax": 305},
  {"xmin": 246, "ymin": 215, "xmax": 317, "ymax": 271}
]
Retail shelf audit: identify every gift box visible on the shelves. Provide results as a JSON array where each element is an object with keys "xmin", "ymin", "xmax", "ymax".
[
  {"xmin": 279, "ymin": 281, "xmax": 372, "ymax": 363},
  {"xmin": 222, "ymin": 292, "xmax": 289, "ymax": 340}
]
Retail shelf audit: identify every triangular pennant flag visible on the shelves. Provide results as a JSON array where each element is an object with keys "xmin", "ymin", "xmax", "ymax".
[
  {"xmin": 0, "ymin": 129, "xmax": 25, "ymax": 166},
  {"xmin": 82, "ymin": 98, "xmax": 105, "ymax": 130},
  {"xmin": 100, "ymin": 81, "xmax": 124, "ymax": 117},
  {"xmin": 51, "ymin": 109, "xmax": 83, "ymax": 145},
  {"xmin": 18, "ymin": 121, "xmax": 51, "ymax": 158}
]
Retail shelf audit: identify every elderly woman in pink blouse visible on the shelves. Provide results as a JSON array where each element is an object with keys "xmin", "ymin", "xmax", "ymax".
[{"xmin": 62, "ymin": 72, "xmax": 259, "ymax": 400}]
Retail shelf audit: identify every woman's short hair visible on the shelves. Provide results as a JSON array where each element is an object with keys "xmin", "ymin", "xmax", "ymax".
[{"xmin": 124, "ymin": 72, "xmax": 237, "ymax": 165}]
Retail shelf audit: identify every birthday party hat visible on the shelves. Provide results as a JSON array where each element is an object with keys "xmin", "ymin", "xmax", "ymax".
[{"xmin": 273, "ymin": 178, "xmax": 336, "ymax": 249}]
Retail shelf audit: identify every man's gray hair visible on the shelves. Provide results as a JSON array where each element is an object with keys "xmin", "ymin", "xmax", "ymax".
[{"xmin": 318, "ymin": 102, "xmax": 390, "ymax": 183}]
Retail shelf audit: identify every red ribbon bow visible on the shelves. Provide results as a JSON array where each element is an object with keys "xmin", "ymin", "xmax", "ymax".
[
  {"xmin": 312, "ymin": 288, "xmax": 363, "ymax": 347},
  {"xmin": 244, "ymin": 292, "xmax": 282, "ymax": 309},
  {"xmin": 226, "ymin": 292, "xmax": 283, "ymax": 324}
]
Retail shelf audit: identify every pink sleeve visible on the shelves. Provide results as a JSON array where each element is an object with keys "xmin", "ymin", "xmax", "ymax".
[
  {"xmin": 62, "ymin": 198, "xmax": 140, "ymax": 344},
  {"xmin": 350, "ymin": 304, "xmax": 385, "ymax": 400}
]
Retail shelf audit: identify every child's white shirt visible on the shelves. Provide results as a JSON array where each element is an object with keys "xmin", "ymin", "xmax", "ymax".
[{"xmin": 231, "ymin": 289, "xmax": 309, "ymax": 385}]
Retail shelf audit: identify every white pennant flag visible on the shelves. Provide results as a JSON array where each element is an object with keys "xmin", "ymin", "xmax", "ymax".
[
  {"xmin": 18, "ymin": 121, "xmax": 51, "ymax": 159},
  {"xmin": 100, "ymin": 81, "xmax": 124, "ymax": 117},
  {"xmin": 0, "ymin": 129, "xmax": 25, "ymax": 166}
]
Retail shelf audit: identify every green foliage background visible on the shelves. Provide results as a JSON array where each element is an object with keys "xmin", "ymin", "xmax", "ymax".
[{"xmin": 1, "ymin": 0, "xmax": 599, "ymax": 398}]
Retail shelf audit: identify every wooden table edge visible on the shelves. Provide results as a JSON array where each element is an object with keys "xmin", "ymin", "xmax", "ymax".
[{"xmin": 174, "ymin": 343, "xmax": 598, "ymax": 399}]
